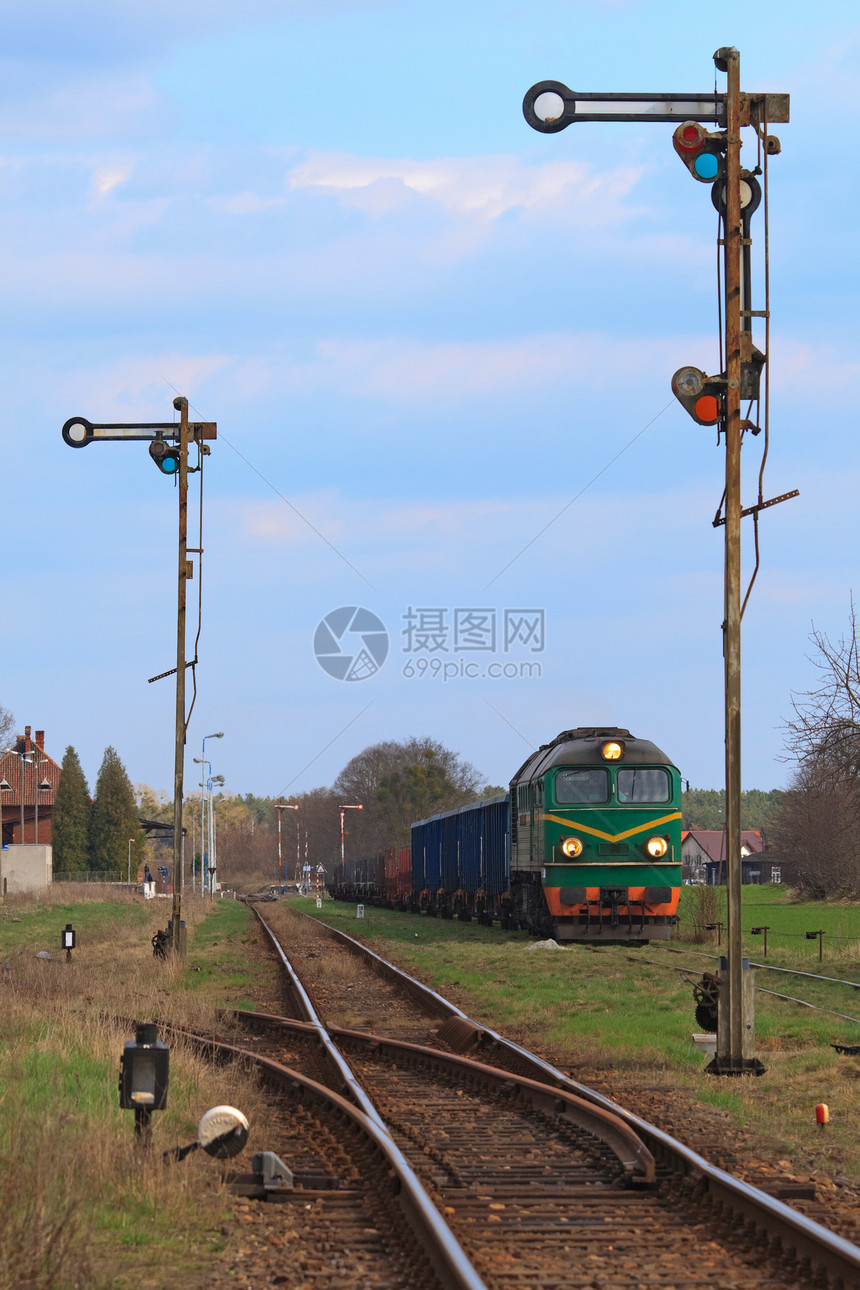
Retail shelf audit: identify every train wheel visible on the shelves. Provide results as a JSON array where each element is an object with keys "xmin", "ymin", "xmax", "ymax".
[{"xmin": 528, "ymin": 910, "xmax": 554, "ymax": 940}]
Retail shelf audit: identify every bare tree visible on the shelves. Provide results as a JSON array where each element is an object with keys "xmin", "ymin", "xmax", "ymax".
[
  {"xmin": 772, "ymin": 762, "xmax": 860, "ymax": 898},
  {"xmin": 784, "ymin": 597, "xmax": 860, "ymax": 780},
  {"xmin": 333, "ymin": 737, "xmax": 483, "ymax": 852},
  {"xmin": 0, "ymin": 705, "xmax": 15, "ymax": 750},
  {"xmin": 778, "ymin": 598, "xmax": 860, "ymax": 895}
]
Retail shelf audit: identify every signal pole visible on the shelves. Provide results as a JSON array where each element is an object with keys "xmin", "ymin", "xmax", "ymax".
[
  {"xmin": 63, "ymin": 401, "xmax": 216, "ymax": 955},
  {"xmin": 523, "ymin": 49, "xmax": 789, "ymax": 1073},
  {"xmin": 720, "ymin": 48, "xmax": 749, "ymax": 1074},
  {"xmin": 172, "ymin": 396, "xmax": 189, "ymax": 953}
]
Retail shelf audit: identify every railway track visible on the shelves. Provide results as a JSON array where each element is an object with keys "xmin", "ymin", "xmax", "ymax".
[{"xmin": 166, "ymin": 902, "xmax": 860, "ymax": 1288}]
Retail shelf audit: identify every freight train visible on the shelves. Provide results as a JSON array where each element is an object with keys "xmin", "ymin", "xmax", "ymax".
[{"xmin": 329, "ymin": 727, "xmax": 683, "ymax": 943}]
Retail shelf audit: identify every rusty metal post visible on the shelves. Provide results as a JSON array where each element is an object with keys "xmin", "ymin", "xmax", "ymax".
[
  {"xmin": 723, "ymin": 46, "xmax": 744, "ymax": 1069},
  {"xmin": 171, "ymin": 396, "xmax": 189, "ymax": 956},
  {"xmin": 709, "ymin": 47, "xmax": 762, "ymax": 1075}
]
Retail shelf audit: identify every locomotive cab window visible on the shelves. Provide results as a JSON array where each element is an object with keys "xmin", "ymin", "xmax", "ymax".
[
  {"xmin": 616, "ymin": 768, "xmax": 671, "ymax": 803},
  {"xmin": 554, "ymin": 768, "xmax": 610, "ymax": 804}
]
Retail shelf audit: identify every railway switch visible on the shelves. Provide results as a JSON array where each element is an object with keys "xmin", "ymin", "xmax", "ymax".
[{"xmin": 692, "ymin": 972, "xmax": 720, "ymax": 1033}]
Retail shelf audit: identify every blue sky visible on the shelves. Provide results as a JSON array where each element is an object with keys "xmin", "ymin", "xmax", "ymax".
[{"xmin": 2, "ymin": 0, "xmax": 858, "ymax": 802}]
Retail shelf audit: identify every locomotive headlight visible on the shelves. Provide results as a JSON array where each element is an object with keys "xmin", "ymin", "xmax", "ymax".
[
  {"xmin": 601, "ymin": 741, "xmax": 624, "ymax": 761},
  {"xmin": 561, "ymin": 836, "xmax": 583, "ymax": 858},
  {"xmin": 646, "ymin": 836, "xmax": 669, "ymax": 858}
]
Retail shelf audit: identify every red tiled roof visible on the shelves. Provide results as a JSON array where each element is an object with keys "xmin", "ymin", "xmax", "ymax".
[{"xmin": 0, "ymin": 731, "xmax": 61, "ymax": 808}]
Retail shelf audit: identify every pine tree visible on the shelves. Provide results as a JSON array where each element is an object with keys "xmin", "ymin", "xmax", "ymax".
[
  {"xmin": 89, "ymin": 747, "xmax": 145, "ymax": 879},
  {"xmin": 51, "ymin": 746, "xmax": 92, "ymax": 872}
]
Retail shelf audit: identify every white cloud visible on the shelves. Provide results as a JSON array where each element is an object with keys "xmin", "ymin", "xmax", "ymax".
[
  {"xmin": 90, "ymin": 161, "xmax": 134, "ymax": 199},
  {"xmin": 288, "ymin": 151, "xmax": 643, "ymax": 224},
  {"xmin": 227, "ymin": 482, "xmax": 709, "ymax": 556},
  {"xmin": 254, "ymin": 332, "xmax": 701, "ymax": 402},
  {"xmin": 769, "ymin": 341, "xmax": 860, "ymax": 389},
  {"xmin": 0, "ymin": 70, "xmax": 169, "ymax": 143},
  {"xmin": 52, "ymin": 354, "xmax": 234, "ymax": 421},
  {"xmin": 209, "ymin": 191, "xmax": 287, "ymax": 215}
]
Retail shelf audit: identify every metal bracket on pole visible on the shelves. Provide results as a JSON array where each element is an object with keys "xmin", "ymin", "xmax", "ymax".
[
  {"xmin": 522, "ymin": 81, "xmax": 726, "ymax": 130},
  {"xmin": 62, "ymin": 417, "xmax": 216, "ymax": 447},
  {"xmin": 712, "ymin": 489, "xmax": 799, "ymax": 527}
]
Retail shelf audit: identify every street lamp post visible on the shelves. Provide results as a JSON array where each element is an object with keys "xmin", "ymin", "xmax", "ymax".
[
  {"xmin": 193, "ymin": 757, "xmax": 210, "ymax": 892},
  {"xmin": 196, "ymin": 733, "xmax": 223, "ymax": 895},
  {"xmin": 7, "ymin": 748, "xmax": 34, "ymax": 843},
  {"xmin": 0, "ymin": 748, "xmax": 47, "ymax": 846},
  {"xmin": 206, "ymin": 773, "xmax": 225, "ymax": 895},
  {"xmin": 274, "ymin": 803, "xmax": 299, "ymax": 892},
  {"xmin": 19, "ymin": 749, "xmax": 29, "ymax": 842},
  {"xmin": 32, "ymin": 758, "xmax": 51, "ymax": 845},
  {"xmin": 339, "ymin": 804, "xmax": 363, "ymax": 869}
]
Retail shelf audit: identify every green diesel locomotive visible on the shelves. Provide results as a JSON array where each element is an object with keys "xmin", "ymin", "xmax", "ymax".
[{"xmin": 509, "ymin": 727, "xmax": 682, "ymax": 941}]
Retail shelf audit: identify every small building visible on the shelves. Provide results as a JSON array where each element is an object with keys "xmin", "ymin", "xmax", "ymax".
[
  {"xmin": 0, "ymin": 843, "xmax": 52, "ymax": 895},
  {"xmin": 0, "ymin": 727, "xmax": 61, "ymax": 846},
  {"xmin": 682, "ymin": 828, "xmax": 781, "ymax": 885}
]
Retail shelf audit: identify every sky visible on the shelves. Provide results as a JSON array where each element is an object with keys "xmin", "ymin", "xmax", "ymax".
[{"xmin": 2, "ymin": 0, "xmax": 858, "ymax": 804}]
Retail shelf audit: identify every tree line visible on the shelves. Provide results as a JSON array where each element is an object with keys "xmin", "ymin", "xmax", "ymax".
[
  {"xmin": 682, "ymin": 787, "xmax": 785, "ymax": 835},
  {"xmin": 51, "ymin": 745, "xmax": 146, "ymax": 879},
  {"xmin": 26, "ymin": 586, "xmax": 860, "ymax": 903},
  {"xmin": 214, "ymin": 736, "xmax": 502, "ymax": 890}
]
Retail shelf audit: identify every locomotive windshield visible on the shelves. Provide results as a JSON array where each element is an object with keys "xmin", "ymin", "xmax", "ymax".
[
  {"xmin": 616, "ymin": 767, "xmax": 671, "ymax": 803},
  {"xmin": 554, "ymin": 768, "xmax": 610, "ymax": 803}
]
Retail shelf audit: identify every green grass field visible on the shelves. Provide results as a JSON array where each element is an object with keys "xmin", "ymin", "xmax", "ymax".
[
  {"xmin": 303, "ymin": 887, "xmax": 860, "ymax": 1180},
  {"xmin": 1, "ymin": 884, "xmax": 858, "ymax": 1288}
]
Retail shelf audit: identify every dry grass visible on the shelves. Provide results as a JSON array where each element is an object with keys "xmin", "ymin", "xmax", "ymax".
[{"xmin": 0, "ymin": 892, "xmax": 271, "ymax": 1288}]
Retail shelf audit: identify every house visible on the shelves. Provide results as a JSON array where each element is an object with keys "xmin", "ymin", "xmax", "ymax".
[
  {"xmin": 0, "ymin": 727, "xmax": 61, "ymax": 846},
  {"xmin": 681, "ymin": 828, "xmax": 782, "ymax": 885}
]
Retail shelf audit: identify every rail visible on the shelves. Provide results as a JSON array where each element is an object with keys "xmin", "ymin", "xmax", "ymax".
[{"xmin": 306, "ymin": 911, "xmax": 860, "ymax": 1288}]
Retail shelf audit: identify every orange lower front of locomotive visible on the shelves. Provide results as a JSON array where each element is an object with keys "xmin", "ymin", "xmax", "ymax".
[{"xmin": 543, "ymin": 876, "xmax": 681, "ymax": 941}]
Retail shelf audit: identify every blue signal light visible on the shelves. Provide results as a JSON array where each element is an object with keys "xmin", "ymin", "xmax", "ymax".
[
  {"xmin": 672, "ymin": 121, "xmax": 725, "ymax": 185},
  {"xmin": 693, "ymin": 152, "xmax": 720, "ymax": 181},
  {"xmin": 148, "ymin": 439, "xmax": 181, "ymax": 475}
]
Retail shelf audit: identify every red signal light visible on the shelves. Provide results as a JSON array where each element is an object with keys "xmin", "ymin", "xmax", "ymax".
[
  {"xmin": 694, "ymin": 394, "xmax": 721, "ymax": 424},
  {"xmin": 677, "ymin": 123, "xmax": 703, "ymax": 151}
]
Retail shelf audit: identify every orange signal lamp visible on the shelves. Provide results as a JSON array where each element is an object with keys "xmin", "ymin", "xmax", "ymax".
[{"xmin": 601, "ymin": 741, "xmax": 624, "ymax": 761}]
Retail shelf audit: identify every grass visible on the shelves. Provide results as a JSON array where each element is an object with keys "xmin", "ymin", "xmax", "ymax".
[
  {"xmin": 677, "ymin": 881, "xmax": 860, "ymax": 956},
  {"xmin": 2, "ymin": 883, "xmax": 858, "ymax": 1285},
  {"xmin": 0, "ymin": 892, "xmax": 278, "ymax": 1288},
  {"xmin": 301, "ymin": 890, "xmax": 860, "ymax": 1181}
]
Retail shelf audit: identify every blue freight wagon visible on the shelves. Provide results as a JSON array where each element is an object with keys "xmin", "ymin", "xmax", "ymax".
[{"xmin": 411, "ymin": 794, "xmax": 510, "ymax": 920}]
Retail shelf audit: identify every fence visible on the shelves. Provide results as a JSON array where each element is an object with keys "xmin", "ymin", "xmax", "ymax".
[{"xmin": 53, "ymin": 872, "xmax": 130, "ymax": 885}]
